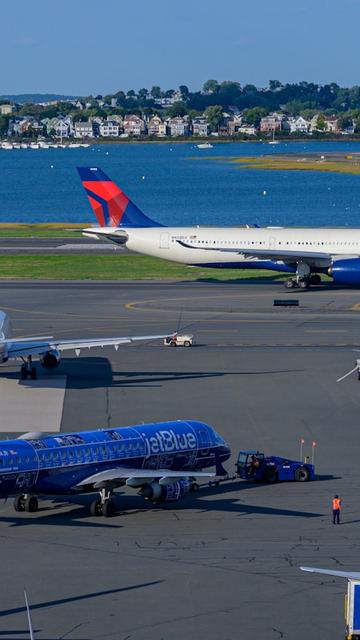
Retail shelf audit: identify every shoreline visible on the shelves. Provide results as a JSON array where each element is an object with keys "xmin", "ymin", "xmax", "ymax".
[{"xmin": 3, "ymin": 136, "xmax": 360, "ymax": 146}]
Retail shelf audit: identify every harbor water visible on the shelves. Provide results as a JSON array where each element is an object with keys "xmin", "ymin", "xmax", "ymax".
[{"xmin": 1, "ymin": 140, "xmax": 360, "ymax": 227}]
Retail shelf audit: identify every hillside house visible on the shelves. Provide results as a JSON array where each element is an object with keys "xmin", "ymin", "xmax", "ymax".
[
  {"xmin": 99, "ymin": 121, "xmax": 120, "ymax": 137},
  {"xmin": 192, "ymin": 116, "xmax": 209, "ymax": 136},
  {"xmin": 74, "ymin": 121, "xmax": 94, "ymax": 138},
  {"xmin": 123, "ymin": 115, "xmax": 146, "ymax": 136},
  {"xmin": 167, "ymin": 116, "xmax": 190, "ymax": 136}
]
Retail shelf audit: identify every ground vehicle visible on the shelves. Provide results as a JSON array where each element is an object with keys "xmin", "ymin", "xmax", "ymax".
[
  {"xmin": 164, "ymin": 334, "xmax": 194, "ymax": 347},
  {"xmin": 236, "ymin": 450, "xmax": 315, "ymax": 483}
]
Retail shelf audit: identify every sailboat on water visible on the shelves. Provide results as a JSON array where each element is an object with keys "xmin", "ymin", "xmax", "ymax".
[{"xmin": 268, "ymin": 127, "xmax": 280, "ymax": 145}]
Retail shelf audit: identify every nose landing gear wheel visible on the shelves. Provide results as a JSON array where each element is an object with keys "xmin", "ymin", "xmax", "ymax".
[
  {"xmin": 90, "ymin": 498, "xmax": 102, "ymax": 517},
  {"xmin": 20, "ymin": 357, "xmax": 37, "ymax": 380},
  {"xmin": 101, "ymin": 499, "xmax": 116, "ymax": 517}
]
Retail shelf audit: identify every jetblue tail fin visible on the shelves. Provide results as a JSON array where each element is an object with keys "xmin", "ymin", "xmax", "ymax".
[{"xmin": 77, "ymin": 167, "xmax": 162, "ymax": 228}]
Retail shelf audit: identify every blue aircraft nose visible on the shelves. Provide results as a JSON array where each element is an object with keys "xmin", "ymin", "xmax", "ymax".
[{"xmin": 222, "ymin": 442, "xmax": 232, "ymax": 462}]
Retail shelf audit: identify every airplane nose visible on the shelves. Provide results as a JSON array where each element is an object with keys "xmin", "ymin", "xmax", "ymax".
[{"xmin": 222, "ymin": 443, "xmax": 231, "ymax": 461}]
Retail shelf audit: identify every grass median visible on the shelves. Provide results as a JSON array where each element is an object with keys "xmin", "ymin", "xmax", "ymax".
[
  {"xmin": 0, "ymin": 254, "xmax": 296, "ymax": 281},
  {"xmin": 0, "ymin": 223, "xmax": 86, "ymax": 237},
  {"xmin": 195, "ymin": 153, "xmax": 360, "ymax": 175}
]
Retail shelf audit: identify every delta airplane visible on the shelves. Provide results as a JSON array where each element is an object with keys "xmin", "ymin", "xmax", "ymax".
[
  {"xmin": 79, "ymin": 166, "xmax": 360, "ymax": 289},
  {"xmin": 0, "ymin": 420, "xmax": 230, "ymax": 517},
  {"xmin": 0, "ymin": 310, "xmax": 168, "ymax": 379}
]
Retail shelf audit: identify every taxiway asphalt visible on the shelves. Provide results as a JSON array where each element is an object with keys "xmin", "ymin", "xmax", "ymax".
[
  {"xmin": 1, "ymin": 280, "xmax": 360, "ymax": 639},
  {"xmin": 0, "ymin": 236, "xmax": 126, "ymax": 254}
]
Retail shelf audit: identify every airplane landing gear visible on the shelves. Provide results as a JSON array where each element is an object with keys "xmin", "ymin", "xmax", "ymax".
[
  {"xmin": 14, "ymin": 494, "xmax": 39, "ymax": 513},
  {"xmin": 90, "ymin": 488, "xmax": 116, "ymax": 517},
  {"xmin": 20, "ymin": 356, "xmax": 37, "ymax": 380},
  {"xmin": 284, "ymin": 273, "xmax": 322, "ymax": 290}
]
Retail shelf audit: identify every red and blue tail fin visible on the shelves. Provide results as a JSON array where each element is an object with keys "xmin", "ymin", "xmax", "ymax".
[{"xmin": 77, "ymin": 167, "xmax": 162, "ymax": 228}]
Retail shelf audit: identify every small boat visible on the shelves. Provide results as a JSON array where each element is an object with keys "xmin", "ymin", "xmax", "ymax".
[
  {"xmin": 268, "ymin": 128, "xmax": 280, "ymax": 145},
  {"xmin": 197, "ymin": 142, "xmax": 213, "ymax": 149},
  {"xmin": 80, "ymin": 143, "xmax": 90, "ymax": 148},
  {"xmin": 1, "ymin": 142, "xmax": 13, "ymax": 150},
  {"xmin": 68, "ymin": 143, "xmax": 81, "ymax": 148},
  {"xmin": 29, "ymin": 143, "xmax": 40, "ymax": 149},
  {"xmin": 20, "ymin": 143, "xmax": 28, "ymax": 149}
]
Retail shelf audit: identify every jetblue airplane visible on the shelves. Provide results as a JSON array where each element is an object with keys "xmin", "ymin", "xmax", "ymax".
[
  {"xmin": 79, "ymin": 166, "xmax": 360, "ymax": 289},
  {"xmin": 0, "ymin": 420, "xmax": 230, "ymax": 517},
  {"xmin": 0, "ymin": 310, "xmax": 168, "ymax": 379}
]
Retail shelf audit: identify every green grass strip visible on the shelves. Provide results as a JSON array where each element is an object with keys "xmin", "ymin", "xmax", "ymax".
[
  {"xmin": 0, "ymin": 223, "xmax": 87, "ymax": 237},
  {"xmin": 0, "ymin": 255, "xmax": 303, "ymax": 281}
]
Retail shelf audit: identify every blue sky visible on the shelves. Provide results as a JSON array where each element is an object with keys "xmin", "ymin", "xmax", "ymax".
[{"xmin": 3, "ymin": 0, "xmax": 360, "ymax": 95}]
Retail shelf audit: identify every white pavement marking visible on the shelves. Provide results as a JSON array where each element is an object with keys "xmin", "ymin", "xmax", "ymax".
[{"xmin": 0, "ymin": 376, "xmax": 66, "ymax": 433}]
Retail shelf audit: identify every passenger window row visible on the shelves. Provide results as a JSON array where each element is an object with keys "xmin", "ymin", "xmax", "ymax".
[{"xmin": 0, "ymin": 441, "xmax": 144, "ymax": 468}]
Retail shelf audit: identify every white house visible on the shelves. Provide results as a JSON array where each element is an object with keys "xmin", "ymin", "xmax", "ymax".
[
  {"xmin": 237, "ymin": 124, "xmax": 257, "ymax": 136},
  {"xmin": 167, "ymin": 116, "xmax": 190, "ymax": 136},
  {"xmin": 74, "ymin": 121, "xmax": 94, "ymax": 138},
  {"xmin": 99, "ymin": 121, "xmax": 120, "ymax": 137},
  {"xmin": 288, "ymin": 116, "xmax": 309, "ymax": 134},
  {"xmin": 309, "ymin": 114, "xmax": 337, "ymax": 132},
  {"xmin": 44, "ymin": 116, "xmax": 73, "ymax": 137},
  {"xmin": 0, "ymin": 104, "xmax": 14, "ymax": 115},
  {"xmin": 192, "ymin": 116, "xmax": 209, "ymax": 136}
]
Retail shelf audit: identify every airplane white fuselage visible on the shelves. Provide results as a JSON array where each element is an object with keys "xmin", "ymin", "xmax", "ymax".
[{"xmin": 86, "ymin": 225, "xmax": 360, "ymax": 270}]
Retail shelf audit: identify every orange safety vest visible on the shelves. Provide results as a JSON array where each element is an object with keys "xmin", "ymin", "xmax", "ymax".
[{"xmin": 332, "ymin": 498, "xmax": 341, "ymax": 510}]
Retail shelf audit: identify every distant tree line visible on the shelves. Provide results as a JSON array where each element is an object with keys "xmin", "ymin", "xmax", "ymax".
[{"xmin": 2, "ymin": 79, "xmax": 360, "ymax": 135}]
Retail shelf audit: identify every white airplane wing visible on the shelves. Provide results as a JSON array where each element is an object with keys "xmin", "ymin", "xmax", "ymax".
[
  {"xmin": 5, "ymin": 334, "xmax": 167, "ymax": 359},
  {"xmin": 336, "ymin": 366, "xmax": 358, "ymax": 382},
  {"xmin": 176, "ymin": 240, "xmax": 332, "ymax": 263},
  {"xmin": 24, "ymin": 589, "xmax": 35, "ymax": 640},
  {"xmin": 300, "ymin": 566, "xmax": 360, "ymax": 579},
  {"xmin": 76, "ymin": 467, "xmax": 215, "ymax": 489}
]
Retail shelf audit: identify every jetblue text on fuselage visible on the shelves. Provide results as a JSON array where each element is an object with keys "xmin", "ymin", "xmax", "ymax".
[{"xmin": 142, "ymin": 429, "xmax": 197, "ymax": 455}]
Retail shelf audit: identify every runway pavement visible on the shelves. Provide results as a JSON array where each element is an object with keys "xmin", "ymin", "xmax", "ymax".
[{"xmin": 1, "ymin": 280, "xmax": 360, "ymax": 639}]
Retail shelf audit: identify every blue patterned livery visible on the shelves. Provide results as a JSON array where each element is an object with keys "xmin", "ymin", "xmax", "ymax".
[{"xmin": 0, "ymin": 420, "xmax": 231, "ymax": 517}]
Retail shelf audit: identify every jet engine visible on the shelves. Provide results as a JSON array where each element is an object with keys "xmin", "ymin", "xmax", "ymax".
[
  {"xmin": 40, "ymin": 349, "xmax": 61, "ymax": 369},
  {"xmin": 139, "ymin": 479, "xmax": 191, "ymax": 503},
  {"xmin": 329, "ymin": 258, "xmax": 360, "ymax": 285}
]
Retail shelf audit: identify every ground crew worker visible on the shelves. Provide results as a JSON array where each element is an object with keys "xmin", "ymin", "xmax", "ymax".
[
  {"xmin": 332, "ymin": 494, "xmax": 342, "ymax": 524},
  {"xmin": 248, "ymin": 455, "xmax": 260, "ymax": 477}
]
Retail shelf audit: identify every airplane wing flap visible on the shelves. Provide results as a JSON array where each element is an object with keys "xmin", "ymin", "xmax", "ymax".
[
  {"xmin": 5, "ymin": 334, "xmax": 168, "ymax": 358},
  {"xmin": 75, "ymin": 467, "xmax": 215, "ymax": 489},
  {"xmin": 176, "ymin": 240, "xmax": 331, "ymax": 262},
  {"xmin": 53, "ymin": 334, "xmax": 168, "ymax": 352}
]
